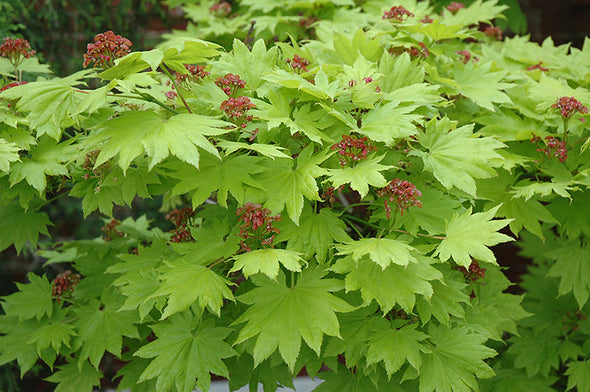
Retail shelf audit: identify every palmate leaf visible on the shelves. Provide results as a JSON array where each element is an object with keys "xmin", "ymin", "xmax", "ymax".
[
  {"xmin": 86, "ymin": 111, "xmax": 233, "ymax": 173},
  {"xmin": 566, "ymin": 360, "xmax": 590, "ymax": 392},
  {"xmin": 135, "ymin": 312, "xmax": 237, "ymax": 392},
  {"xmin": 0, "ymin": 201, "xmax": 52, "ymax": 253},
  {"xmin": 546, "ymin": 242, "xmax": 590, "ymax": 308},
  {"xmin": 338, "ymin": 256, "xmax": 443, "ymax": 313},
  {"xmin": 276, "ymin": 205, "xmax": 351, "ymax": 262},
  {"xmin": 0, "ymin": 138, "xmax": 19, "ymax": 173},
  {"xmin": 327, "ymin": 156, "xmax": 392, "ymax": 198},
  {"xmin": 418, "ymin": 325, "xmax": 496, "ymax": 392},
  {"xmin": 230, "ymin": 248, "xmax": 304, "ymax": 279},
  {"xmin": 9, "ymin": 136, "xmax": 72, "ymax": 193},
  {"xmin": 0, "ymin": 273, "xmax": 53, "ymax": 321},
  {"xmin": 357, "ymin": 102, "xmax": 422, "ymax": 146},
  {"xmin": 366, "ymin": 325, "xmax": 429, "ymax": 377},
  {"xmin": 478, "ymin": 368, "xmax": 558, "ymax": 392},
  {"xmin": 257, "ymin": 149, "xmax": 328, "ymax": 224},
  {"xmin": 441, "ymin": 0, "xmax": 508, "ymax": 26},
  {"xmin": 150, "ymin": 258, "xmax": 235, "ymax": 319},
  {"xmin": 416, "ymin": 278, "xmax": 469, "ymax": 325},
  {"xmin": 72, "ymin": 291, "xmax": 140, "ymax": 369},
  {"xmin": 435, "ymin": 205, "xmax": 513, "ymax": 267},
  {"xmin": 233, "ymin": 269, "xmax": 355, "ymax": 371},
  {"xmin": 45, "ymin": 360, "xmax": 102, "ymax": 392},
  {"xmin": 167, "ymin": 152, "xmax": 266, "ymax": 208},
  {"xmin": 411, "ymin": 117, "xmax": 506, "ymax": 196},
  {"xmin": 336, "ymin": 237, "xmax": 417, "ymax": 269}
]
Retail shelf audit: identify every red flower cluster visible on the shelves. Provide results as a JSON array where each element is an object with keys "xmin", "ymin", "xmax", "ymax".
[
  {"xmin": 82, "ymin": 149, "xmax": 111, "ymax": 180},
  {"xmin": 526, "ymin": 62, "xmax": 549, "ymax": 72},
  {"xmin": 286, "ymin": 54, "xmax": 309, "ymax": 73},
  {"xmin": 236, "ymin": 203, "xmax": 281, "ymax": 252},
  {"xmin": 533, "ymin": 135, "xmax": 568, "ymax": 163},
  {"xmin": 0, "ymin": 37, "xmax": 36, "ymax": 67},
  {"xmin": 551, "ymin": 96, "xmax": 588, "ymax": 121},
  {"xmin": 454, "ymin": 260, "xmax": 486, "ymax": 282},
  {"xmin": 382, "ymin": 6, "xmax": 414, "ymax": 21},
  {"xmin": 209, "ymin": 1, "xmax": 232, "ymax": 16},
  {"xmin": 446, "ymin": 2, "xmax": 465, "ymax": 13},
  {"xmin": 456, "ymin": 50, "xmax": 477, "ymax": 64},
  {"xmin": 377, "ymin": 178, "xmax": 422, "ymax": 218},
  {"xmin": 331, "ymin": 134, "xmax": 377, "ymax": 167},
  {"xmin": 101, "ymin": 219, "xmax": 124, "ymax": 241},
  {"xmin": 52, "ymin": 270, "xmax": 81, "ymax": 304},
  {"xmin": 215, "ymin": 73, "xmax": 246, "ymax": 96},
  {"xmin": 0, "ymin": 80, "xmax": 27, "ymax": 92},
  {"xmin": 83, "ymin": 31, "xmax": 132, "ymax": 69},
  {"xmin": 408, "ymin": 42, "xmax": 430, "ymax": 58},
  {"xmin": 484, "ymin": 26, "xmax": 503, "ymax": 40},
  {"xmin": 175, "ymin": 64, "xmax": 210, "ymax": 84},
  {"xmin": 220, "ymin": 96, "xmax": 256, "ymax": 128},
  {"xmin": 166, "ymin": 207, "xmax": 196, "ymax": 243},
  {"xmin": 421, "ymin": 15, "xmax": 433, "ymax": 24}
]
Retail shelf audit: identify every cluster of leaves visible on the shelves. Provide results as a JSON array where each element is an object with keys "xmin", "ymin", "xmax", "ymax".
[{"xmin": 0, "ymin": 1, "xmax": 590, "ymax": 391}]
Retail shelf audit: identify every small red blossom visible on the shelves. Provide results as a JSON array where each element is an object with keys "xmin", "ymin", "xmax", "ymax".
[
  {"xmin": 421, "ymin": 15, "xmax": 433, "ymax": 23},
  {"xmin": 484, "ymin": 25, "xmax": 503, "ymax": 40},
  {"xmin": 0, "ymin": 37, "xmax": 36, "ymax": 67},
  {"xmin": 382, "ymin": 6, "xmax": 414, "ymax": 21},
  {"xmin": 209, "ymin": 1, "xmax": 232, "ymax": 16},
  {"xmin": 535, "ymin": 136, "xmax": 568, "ymax": 163},
  {"xmin": 446, "ymin": 2, "xmax": 465, "ymax": 13},
  {"xmin": 83, "ymin": 31, "xmax": 132, "ymax": 69},
  {"xmin": 220, "ymin": 96, "xmax": 256, "ymax": 128},
  {"xmin": 166, "ymin": 207, "xmax": 196, "ymax": 243},
  {"xmin": 331, "ymin": 134, "xmax": 377, "ymax": 167},
  {"xmin": 101, "ymin": 219, "xmax": 124, "ymax": 241},
  {"xmin": 377, "ymin": 178, "xmax": 422, "ymax": 219},
  {"xmin": 215, "ymin": 73, "xmax": 246, "ymax": 96},
  {"xmin": 0, "ymin": 80, "xmax": 27, "ymax": 92},
  {"xmin": 236, "ymin": 203, "xmax": 281, "ymax": 252},
  {"xmin": 456, "ymin": 50, "xmax": 477, "ymax": 64},
  {"xmin": 286, "ymin": 54, "xmax": 310, "ymax": 73},
  {"xmin": 551, "ymin": 96, "xmax": 588, "ymax": 121},
  {"xmin": 52, "ymin": 270, "xmax": 81, "ymax": 304},
  {"xmin": 407, "ymin": 42, "xmax": 430, "ymax": 58},
  {"xmin": 165, "ymin": 90, "xmax": 178, "ymax": 101},
  {"xmin": 82, "ymin": 149, "xmax": 111, "ymax": 180},
  {"xmin": 175, "ymin": 64, "xmax": 210, "ymax": 84},
  {"xmin": 527, "ymin": 62, "xmax": 549, "ymax": 72},
  {"xmin": 454, "ymin": 260, "xmax": 486, "ymax": 282}
]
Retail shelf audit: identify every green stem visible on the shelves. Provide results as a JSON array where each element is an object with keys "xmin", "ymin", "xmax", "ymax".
[
  {"xmin": 341, "ymin": 213, "xmax": 380, "ymax": 230},
  {"xmin": 336, "ymin": 202, "xmax": 374, "ymax": 216},
  {"xmin": 393, "ymin": 228, "xmax": 446, "ymax": 240},
  {"xmin": 160, "ymin": 65, "xmax": 193, "ymax": 114},
  {"xmin": 340, "ymin": 215, "xmax": 366, "ymax": 238},
  {"xmin": 208, "ymin": 257, "xmax": 227, "ymax": 270}
]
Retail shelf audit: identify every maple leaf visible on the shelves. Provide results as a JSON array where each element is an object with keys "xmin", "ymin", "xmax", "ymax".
[
  {"xmin": 419, "ymin": 325, "xmax": 496, "ymax": 392},
  {"xmin": 217, "ymin": 140, "xmax": 291, "ymax": 159},
  {"xmin": 135, "ymin": 312, "xmax": 237, "ymax": 392},
  {"xmin": 262, "ymin": 68, "xmax": 339, "ymax": 101},
  {"xmin": 166, "ymin": 153, "xmax": 266, "ymax": 208},
  {"xmin": 8, "ymin": 136, "xmax": 72, "ymax": 193},
  {"xmin": 45, "ymin": 360, "xmax": 102, "ymax": 392},
  {"xmin": 416, "ymin": 278, "xmax": 469, "ymax": 325},
  {"xmin": 336, "ymin": 237, "xmax": 417, "ymax": 269},
  {"xmin": 448, "ymin": 61, "xmax": 512, "ymax": 111},
  {"xmin": 479, "ymin": 368, "xmax": 558, "ymax": 392},
  {"xmin": 276, "ymin": 205, "xmax": 351, "ymax": 262},
  {"xmin": 435, "ymin": 206, "xmax": 513, "ymax": 267},
  {"xmin": 566, "ymin": 360, "xmax": 590, "ymax": 392},
  {"xmin": 72, "ymin": 290, "xmax": 140, "ymax": 369},
  {"xmin": 410, "ymin": 117, "xmax": 506, "ymax": 196},
  {"xmin": 86, "ymin": 111, "xmax": 233, "ymax": 173},
  {"xmin": 357, "ymin": 102, "xmax": 422, "ymax": 146},
  {"xmin": 150, "ymin": 258, "xmax": 235, "ymax": 319},
  {"xmin": 0, "ymin": 201, "xmax": 52, "ymax": 253},
  {"xmin": 340, "ymin": 256, "xmax": 443, "ymax": 313},
  {"xmin": 0, "ymin": 273, "xmax": 53, "ymax": 321},
  {"xmin": 508, "ymin": 333, "xmax": 561, "ymax": 377},
  {"xmin": 327, "ymin": 156, "xmax": 392, "ymax": 198},
  {"xmin": 230, "ymin": 248, "xmax": 304, "ymax": 279},
  {"xmin": 0, "ymin": 316, "xmax": 44, "ymax": 376},
  {"xmin": 546, "ymin": 241, "xmax": 590, "ymax": 308},
  {"xmin": 233, "ymin": 269, "xmax": 355, "ymax": 371},
  {"xmin": 25, "ymin": 306, "xmax": 76, "ymax": 361},
  {"xmin": 442, "ymin": 0, "xmax": 508, "ymax": 26},
  {"xmin": 366, "ymin": 325, "xmax": 429, "ymax": 377},
  {"xmin": 215, "ymin": 39, "xmax": 278, "ymax": 92},
  {"xmin": 0, "ymin": 138, "xmax": 19, "ymax": 173},
  {"xmin": 257, "ymin": 150, "xmax": 327, "ymax": 224},
  {"xmin": 511, "ymin": 181, "xmax": 575, "ymax": 201}
]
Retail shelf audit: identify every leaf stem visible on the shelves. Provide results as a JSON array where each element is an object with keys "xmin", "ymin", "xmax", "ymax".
[
  {"xmin": 393, "ymin": 228, "xmax": 446, "ymax": 240},
  {"xmin": 160, "ymin": 65, "xmax": 193, "ymax": 114}
]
